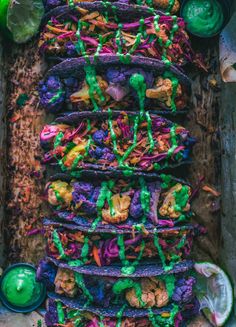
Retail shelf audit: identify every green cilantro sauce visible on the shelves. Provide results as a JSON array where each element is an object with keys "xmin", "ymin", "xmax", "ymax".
[
  {"xmin": 57, "ymin": 301, "xmax": 65, "ymax": 324},
  {"xmin": 182, "ymin": 0, "xmax": 224, "ymax": 37},
  {"xmin": 1, "ymin": 266, "xmax": 42, "ymax": 307}
]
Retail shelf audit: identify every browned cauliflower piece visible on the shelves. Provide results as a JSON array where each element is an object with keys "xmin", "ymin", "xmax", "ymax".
[
  {"xmin": 159, "ymin": 183, "xmax": 191, "ymax": 218},
  {"xmin": 54, "ymin": 268, "xmax": 78, "ymax": 297},
  {"xmin": 146, "ymin": 77, "xmax": 182, "ymax": 108},
  {"xmin": 102, "ymin": 194, "xmax": 131, "ymax": 223},
  {"xmin": 125, "ymin": 278, "xmax": 169, "ymax": 308},
  {"xmin": 70, "ymin": 76, "xmax": 110, "ymax": 105},
  {"xmin": 48, "ymin": 181, "xmax": 73, "ymax": 207}
]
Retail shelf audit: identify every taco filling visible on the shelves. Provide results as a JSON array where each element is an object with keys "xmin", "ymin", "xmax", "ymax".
[
  {"xmin": 44, "ymin": 225, "xmax": 199, "ymax": 269},
  {"xmin": 40, "ymin": 113, "xmax": 195, "ymax": 172},
  {"xmin": 45, "ymin": 176, "xmax": 192, "ymax": 226},
  {"xmin": 43, "ymin": 0, "xmax": 180, "ymax": 14},
  {"xmin": 39, "ymin": 64, "xmax": 189, "ymax": 113},
  {"xmin": 38, "ymin": 261, "xmax": 196, "ymax": 308},
  {"xmin": 45, "ymin": 297, "xmax": 200, "ymax": 327},
  {"xmin": 40, "ymin": 4, "xmax": 193, "ymax": 66}
]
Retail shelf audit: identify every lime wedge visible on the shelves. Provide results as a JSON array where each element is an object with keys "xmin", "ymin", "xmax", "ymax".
[
  {"xmin": 194, "ymin": 262, "xmax": 233, "ymax": 326},
  {"xmin": 2, "ymin": 0, "xmax": 44, "ymax": 43}
]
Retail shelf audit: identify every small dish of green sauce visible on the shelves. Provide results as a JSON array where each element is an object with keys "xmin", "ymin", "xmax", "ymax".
[
  {"xmin": 0, "ymin": 263, "xmax": 46, "ymax": 313},
  {"xmin": 181, "ymin": 0, "xmax": 228, "ymax": 37}
]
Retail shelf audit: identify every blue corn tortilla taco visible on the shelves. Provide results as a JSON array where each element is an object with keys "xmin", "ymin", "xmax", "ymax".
[
  {"xmin": 43, "ymin": 221, "xmax": 204, "ymax": 272},
  {"xmin": 40, "ymin": 112, "xmax": 195, "ymax": 174},
  {"xmin": 45, "ymin": 292, "xmax": 200, "ymax": 326},
  {"xmin": 43, "ymin": 0, "xmax": 180, "ymax": 14},
  {"xmin": 44, "ymin": 172, "xmax": 194, "ymax": 228},
  {"xmin": 40, "ymin": 3, "xmax": 195, "ymax": 66},
  {"xmin": 37, "ymin": 258, "xmax": 197, "ymax": 310},
  {"xmin": 39, "ymin": 55, "xmax": 191, "ymax": 114}
]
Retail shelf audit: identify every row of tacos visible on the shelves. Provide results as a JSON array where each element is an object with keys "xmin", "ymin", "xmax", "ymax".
[
  {"xmin": 38, "ymin": 258, "xmax": 200, "ymax": 327},
  {"xmin": 38, "ymin": 2, "xmax": 203, "ymax": 326}
]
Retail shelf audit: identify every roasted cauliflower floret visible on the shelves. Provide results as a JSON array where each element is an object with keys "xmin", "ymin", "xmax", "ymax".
[
  {"xmin": 125, "ymin": 278, "xmax": 169, "ymax": 308},
  {"xmin": 159, "ymin": 183, "xmax": 191, "ymax": 218},
  {"xmin": 48, "ymin": 181, "xmax": 73, "ymax": 206},
  {"xmin": 70, "ymin": 76, "xmax": 110, "ymax": 105},
  {"xmin": 102, "ymin": 194, "xmax": 131, "ymax": 223},
  {"xmin": 146, "ymin": 77, "xmax": 182, "ymax": 107},
  {"xmin": 54, "ymin": 268, "xmax": 77, "ymax": 297}
]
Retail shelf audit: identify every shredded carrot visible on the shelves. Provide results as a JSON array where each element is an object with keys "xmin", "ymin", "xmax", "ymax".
[
  {"xmin": 202, "ymin": 185, "xmax": 221, "ymax": 197},
  {"xmin": 93, "ymin": 246, "xmax": 102, "ymax": 267},
  {"xmin": 46, "ymin": 25, "xmax": 70, "ymax": 34}
]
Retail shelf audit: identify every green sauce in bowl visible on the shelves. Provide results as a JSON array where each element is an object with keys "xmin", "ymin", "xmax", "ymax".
[
  {"xmin": 0, "ymin": 264, "xmax": 46, "ymax": 312},
  {"xmin": 182, "ymin": 0, "xmax": 224, "ymax": 37}
]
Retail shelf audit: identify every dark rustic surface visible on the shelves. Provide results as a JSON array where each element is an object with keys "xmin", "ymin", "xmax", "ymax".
[
  {"xmin": 221, "ymin": 82, "xmax": 236, "ymax": 294},
  {"xmin": 0, "ymin": 36, "xmax": 6, "ymax": 267},
  {"xmin": 185, "ymin": 46, "xmax": 222, "ymax": 264},
  {"xmin": 3, "ymin": 38, "xmax": 48, "ymax": 265}
]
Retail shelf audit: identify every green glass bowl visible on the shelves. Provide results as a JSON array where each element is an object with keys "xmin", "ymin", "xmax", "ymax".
[
  {"xmin": 0, "ymin": 263, "xmax": 46, "ymax": 313},
  {"xmin": 180, "ymin": 0, "xmax": 232, "ymax": 38}
]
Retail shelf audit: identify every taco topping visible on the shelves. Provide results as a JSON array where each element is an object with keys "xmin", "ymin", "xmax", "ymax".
[
  {"xmin": 40, "ymin": 6, "xmax": 193, "ymax": 66},
  {"xmin": 40, "ymin": 113, "xmax": 195, "ymax": 173},
  {"xmin": 39, "ymin": 67, "xmax": 188, "ymax": 113}
]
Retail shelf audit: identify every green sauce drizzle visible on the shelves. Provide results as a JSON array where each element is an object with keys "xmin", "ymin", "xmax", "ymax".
[
  {"xmin": 52, "ymin": 230, "xmax": 67, "ymax": 260},
  {"xmin": 129, "ymin": 73, "xmax": 146, "ymax": 116},
  {"xmin": 173, "ymin": 185, "xmax": 189, "ymax": 212},
  {"xmin": 139, "ymin": 177, "xmax": 151, "ymax": 224},
  {"xmin": 70, "ymin": 119, "xmax": 92, "ymax": 169},
  {"xmin": 167, "ymin": 0, "xmax": 175, "ymax": 13},
  {"xmin": 145, "ymin": 112, "xmax": 155, "ymax": 152},
  {"xmin": 148, "ymin": 303, "xmax": 179, "ymax": 327},
  {"xmin": 54, "ymin": 131, "xmax": 64, "ymax": 149},
  {"xmin": 84, "ymin": 66, "xmax": 105, "ymax": 112},
  {"xmin": 68, "ymin": 236, "xmax": 89, "ymax": 267},
  {"xmin": 117, "ymin": 234, "xmax": 146, "ymax": 275},
  {"xmin": 49, "ymin": 90, "xmax": 64, "ymax": 104},
  {"xmin": 167, "ymin": 125, "xmax": 178, "ymax": 157},
  {"xmin": 116, "ymin": 304, "xmax": 127, "ymax": 327},
  {"xmin": 153, "ymin": 231, "xmax": 179, "ymax": 272},
  {"xmin": 112, "ymin": 279, "xmax": 145, "ymax": 307},
  {"xmin": 57, "ymin": 301, "xmax": 65, "ymax": 324},
  {"xmin": 160, "ymin": 174, "xmax": 173, "ymax": 189},
  {"xmin": 74, "ymin": 272, "xmax": 93, "ymax": 304}
]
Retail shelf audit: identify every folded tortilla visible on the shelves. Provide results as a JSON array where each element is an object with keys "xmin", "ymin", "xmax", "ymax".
[
  {"xmin": 45, "ymin": 294, "xmax": 200, "ymax": 326},
  {"xmin": 37, "ymin": 258, "xmax": 196, "ymax": 309},
  {"xmin": 43, "ymin": 222, "xmax": 202, "ymax": 270},
  {"xmin": 40, "ymin": 112, "xmax": 195, "ymax": 173},
  {"xmin": 44, "ymin": 172, "xmax": 193, "ymax": 227},
  {"xmin": 43, "ymin": 0, "xmax": 180, "ymax": 14},
  {"xmin": 39, "ymin": 55, "xmax": 191, "ymax": 114},
  {"xmin": 40, "ymin": 3, "xmax": 193, "ymax": 66}
]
